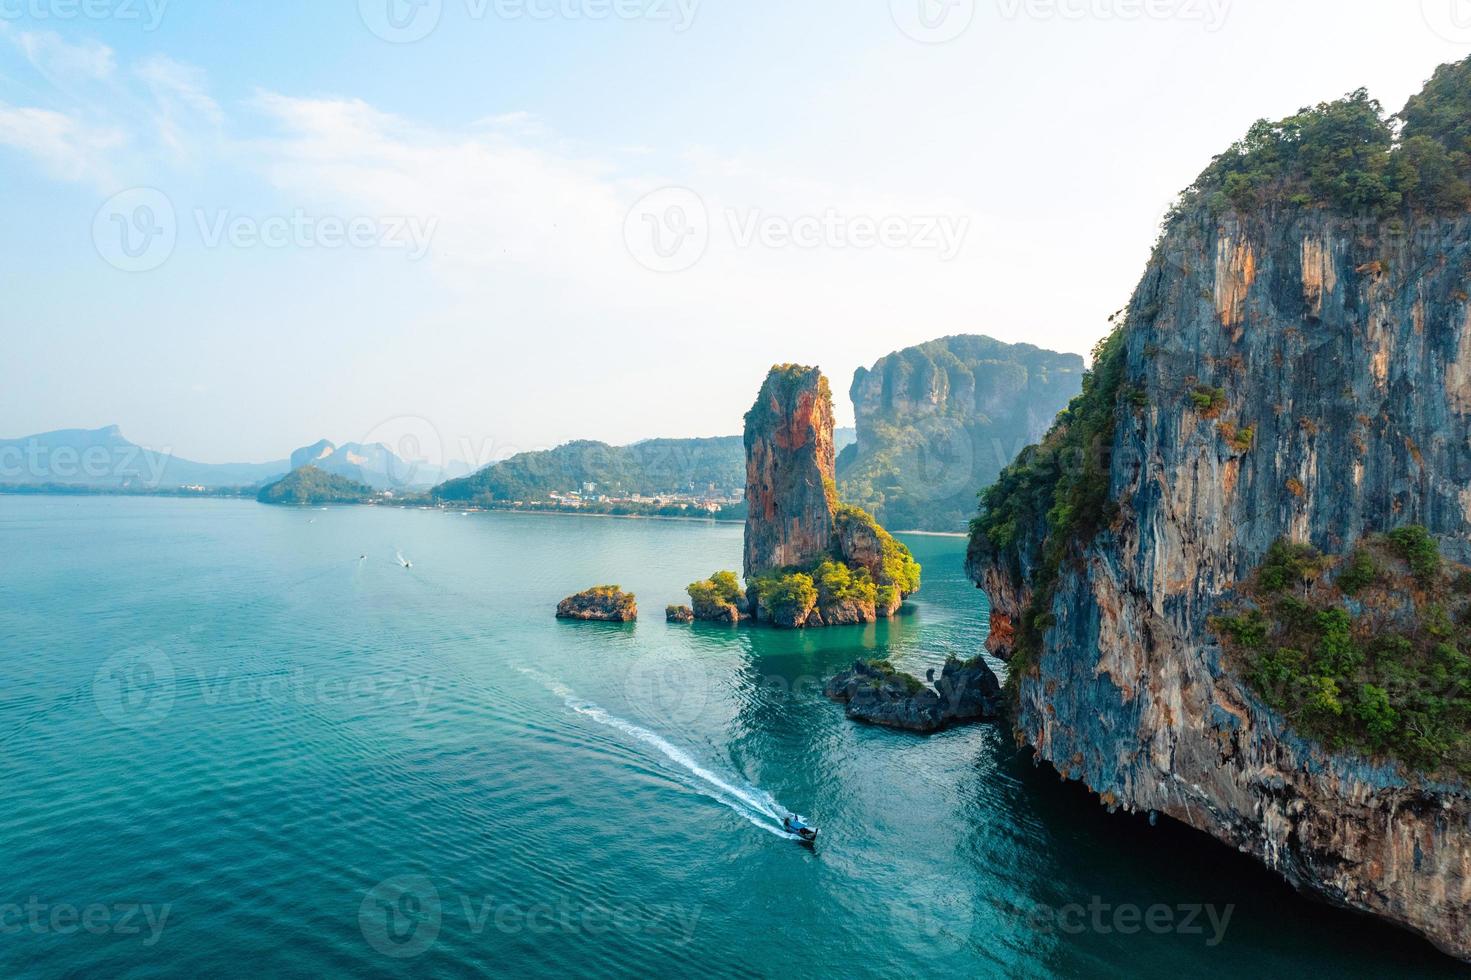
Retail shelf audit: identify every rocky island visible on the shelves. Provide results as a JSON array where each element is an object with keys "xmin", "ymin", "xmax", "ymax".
[
  {"xmin": 556, "ymin": 586, "xmax": 637, "ymax": 622},
  {"xmin": 742, "ymin": 365, "xmax": 921, "ymax": 626},
  {"xmin": 824, "ymin": 657, "xmax": 1003, "ymax": 732},
  {"xmin": 969, "ymin": 60, "xmax": 1471, "ymax": 960},
  {"xmin": 671, "ymin": 365, "xmax": 923, "ymax": 629}
]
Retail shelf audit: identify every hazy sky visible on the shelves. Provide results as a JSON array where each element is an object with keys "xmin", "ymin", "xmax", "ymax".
[{"xmin": 2, "ymin": 0, "xmax": 1467, "ymax": 466}]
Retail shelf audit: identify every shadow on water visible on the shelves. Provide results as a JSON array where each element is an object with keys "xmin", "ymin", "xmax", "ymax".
[{"xmin": 971, "ymin": 741, "xmax": 1471, "ymax": 977}]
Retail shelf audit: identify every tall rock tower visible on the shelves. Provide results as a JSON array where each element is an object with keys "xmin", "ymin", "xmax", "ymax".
[{"xmin": 743, "ymin": 365, "xmax": 837, "ymax": 577}]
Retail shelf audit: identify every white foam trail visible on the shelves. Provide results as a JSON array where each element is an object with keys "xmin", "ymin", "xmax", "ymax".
[{"xmin": 520, "ymin": 668, "xmax": 795, "ymax": 839}]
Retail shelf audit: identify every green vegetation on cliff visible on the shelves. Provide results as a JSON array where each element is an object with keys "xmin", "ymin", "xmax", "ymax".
[
  {"xmin": 969, "ymin": 321, "xmax": 1129, "ymax": 689},
  {"xmin": 257, "ymin": 466, "xmax": 376, "ymax": 505},
  {"xmin": 859, "ymin": 659, "xmax": 925, "ymax": 695},
  {"xmin": 1212, "ymin": 528, "xmax": 1471, "ymax": 778},
  {"xmin": 813, "ymin": 559, "xmax": 878, "ymax": 609},
  {"xmin": 749, "ymin": 571, "xmax": 819, "ymax": 625},
  {"xmin": 833, "ymin": 504, "xmax": 922, "ymax": 599},
  {"xmin": 687, "ymin": 571, "xmax": 747, "ymax": 620},
  {"xmin": 1176, "ymin": 56, "xmax": 1471, "ymax": 222},
  {"xmin": 694, "ymin": 506, "xmax": 921, "ymax": 629}
]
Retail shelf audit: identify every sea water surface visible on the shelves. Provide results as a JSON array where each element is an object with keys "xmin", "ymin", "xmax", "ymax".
[{"xmin": 0, "ymin": 497, "xmax": 1463, "ymax": 978}]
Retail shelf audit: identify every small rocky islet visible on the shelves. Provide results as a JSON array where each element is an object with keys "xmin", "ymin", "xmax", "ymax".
[
  {"xmin": 554, "ymin": 586, "xmax": 637, "ymax": 622},
  {"xmin": 824, "ymin": 657, "xmax": 1003, "ymax": 732}
]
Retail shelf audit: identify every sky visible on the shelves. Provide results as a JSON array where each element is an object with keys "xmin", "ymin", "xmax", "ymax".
[{"xmin": 2, "ymin": 0, "xmax": 1468, "ymax": 467}]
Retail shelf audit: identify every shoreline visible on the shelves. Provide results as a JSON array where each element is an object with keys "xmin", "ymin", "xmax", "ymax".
[
  {"xmin": 454, "ymin": 506, "xmax": 742, "ymax": 526},
  {"xmin": 893, "ymin": 529, "xmax": 967, "ymax": 538},
  {"xmin": 2, "ymin": 489, "xmax": 966, "ymax": 535}
]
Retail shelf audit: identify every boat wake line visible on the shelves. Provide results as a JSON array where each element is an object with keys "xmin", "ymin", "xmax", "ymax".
[{"xmin": 518, "ymin": 668, "xmax": 798, "ymax": 840}]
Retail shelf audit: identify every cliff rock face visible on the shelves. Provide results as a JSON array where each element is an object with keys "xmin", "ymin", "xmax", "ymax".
[
  {"xmin": 744, "ymin": 366, "xmax": 838, "ymax": 577},
  {"xmin": 839, "ymin": 336, "xmax": 1082, "ymax": 531},
  {"xmin": 555, "ymin": 587, "xmax": 637, "ymax": 622},
  {"xmin": 970, "ymin": 202, "xmax": 1471, "ymax": 960},
  {"xmin": 824, "ymin": 658, "xmax": 1002, "ymax": 732}
]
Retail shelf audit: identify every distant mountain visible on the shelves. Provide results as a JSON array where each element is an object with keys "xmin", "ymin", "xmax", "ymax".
[
  {"xmin": 288, "ymin": 439, "xmax": 448, "ymax": 490},
  {"xmin": 257, "ymin": 466, "xmax": 375, "ymax": 505},
  {"xmin": 0, "ymin": 426, "xmax": 288, "ymax": 489},
  {"xmin": 837, "ymin": 336, "xmax": 1084, "ymax": 532},
  {"xmin": 433, "ymin": 436, "xmax": 745, "ymax": 504}
]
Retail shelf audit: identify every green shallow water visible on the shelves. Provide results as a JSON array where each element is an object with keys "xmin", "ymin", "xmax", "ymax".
[{"xmin": 0, "ymin": 496, "xmax": 1462, "ymax": 978}]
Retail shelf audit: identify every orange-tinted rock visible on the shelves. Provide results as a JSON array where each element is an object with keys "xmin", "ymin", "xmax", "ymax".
[{"xmin": 743, "ymin": 365, "xmax": 837, "ymax": 577}]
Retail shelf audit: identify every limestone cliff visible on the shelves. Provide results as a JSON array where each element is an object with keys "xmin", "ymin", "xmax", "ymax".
[
  {"xmin": 740, "ymin": 365, "xmax": 922, "ymax": 627},
  {"xmin": 968, "ymin": 67, "xmax": 1471, "ymax": 961},
  {"xmin": 839, "ymin": 336, "xmax": 1082, "ymax": 532},
  {"xmin": 743, "ymin": 365, "xmax": 838, "ymax": 577}
]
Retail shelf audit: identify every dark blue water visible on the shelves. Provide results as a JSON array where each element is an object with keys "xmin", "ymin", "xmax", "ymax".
[{"xmin": 0, "ymin": 497, "xmax": 1462, "ymax": 978}]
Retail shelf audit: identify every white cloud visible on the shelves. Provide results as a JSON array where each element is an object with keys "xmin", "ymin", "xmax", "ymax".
[
  {"xmin": 0, "ymin": 103, "xmax": 124, "ymax": 182},
  {"xmin": 250, "ymin": 92, "xmax": 636, "ymax": 298},
  {"xmin": 135, "ymin": 55, "xmax": 222, "ymax": 162},
  {"xmin": 4, "ymin": 26, "xmax": 115, "ymax": 82}
]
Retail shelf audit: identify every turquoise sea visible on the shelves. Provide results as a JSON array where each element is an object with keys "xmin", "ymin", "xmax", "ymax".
[{"xmin": 0, "ymin": 497, "xmax": 1462, "ymax": 978}]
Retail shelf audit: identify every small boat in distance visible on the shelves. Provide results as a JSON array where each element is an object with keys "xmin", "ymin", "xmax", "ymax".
[{"xmin": 783, "ymin": 814, "xmax": 818, "ymax": 845}]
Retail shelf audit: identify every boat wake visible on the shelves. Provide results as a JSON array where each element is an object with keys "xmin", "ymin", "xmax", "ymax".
[{"xmin": 519, "ymin": 669, "xmax": 796, "ymax": 839}]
